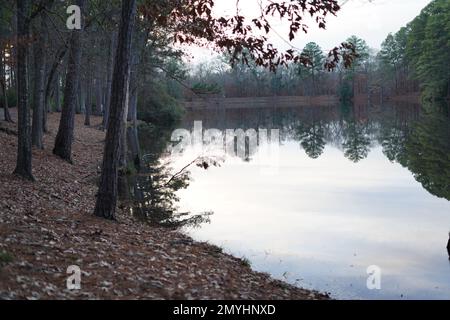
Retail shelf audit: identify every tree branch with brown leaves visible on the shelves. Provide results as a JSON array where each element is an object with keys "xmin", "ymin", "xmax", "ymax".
[{"xmin": 138, "ymin": 0, "xmax": 358, "ymax": 71}]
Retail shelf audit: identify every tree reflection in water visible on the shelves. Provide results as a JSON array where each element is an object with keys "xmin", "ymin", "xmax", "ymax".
[
  {"xmin": 125, "ymin": 101, "xmax": 449, "ymax": 228},
  {"xmin": 181, "ymin": 100, "xmax": 449, "ymax": 201},
  {"xmin": 400, "ymin": 101, "xmax": 450, "ymax": 201},
  {"xmin": 123, "ymin": 124, "xmax": 216, "ymax": 229}
]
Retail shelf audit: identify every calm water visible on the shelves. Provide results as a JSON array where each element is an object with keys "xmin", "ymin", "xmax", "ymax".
[{"xmin": 146, "ymin": 101, "xmax": 450, "ymax": 299}]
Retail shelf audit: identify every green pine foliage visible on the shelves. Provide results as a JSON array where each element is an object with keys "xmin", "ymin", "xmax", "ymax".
[{"xmin": 379, "ymin": 0, "xmax": 450, "ymax": 100}]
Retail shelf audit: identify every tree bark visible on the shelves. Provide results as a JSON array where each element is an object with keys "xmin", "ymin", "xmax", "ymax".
[
  {"xmin": 1, "ymin": 80, "xmax": 12, "ymax": 122},
  {"xmin": 102, "ymin": 31, "xmax": 117, "ymax": 130},
  {"xmin": 13, "ymin": 0, "xmax": 34, "ymax": 181},
  {"xmin": 55, "ymin": 72, "xmax": 61, "ymax": 112},
  {"xmin": 53, "ymin": 0, "xmax": 85, "ymax": 162},
  {"xmin": 11, "ymin": 10, "xmax": 18, "ymax": 99},
  {"xmin": 126, "ymin": 124, "xmax": 140, "ymax": 169},
  {"xmin": 94, "ymin": 0, "xmax": 136, "ymax": 220},
  {"xmin": 45, "ymin": 46, "xmax": 67, "ymax": 115},
  {"xmin": 84, "ymin": 69, "xmax": 92, "ymax": 126},
  {"xmin": 126, "ymin": 80, "xmax": 140, "ymax": 169},
  {"xmin": 31, "ymin": 17, "xmax": 46, "ymax": 149},
  {"xmin": 75, "ymin": 80, "xmax": 82, "ymax": 114},
  {"xmin": 95, "ymin": 67, "xmax": 103, "ymax": 116},
  {"xmin": 42, "ymin": 60, "xmax": 50, "ymax": 133},
  {"xmin": 79, "ymin": 79, "xmax": 86, "ymax": 113},
  {"xmin": 1, "ymin": 49, "xmax": 13, "ymax": 123}
]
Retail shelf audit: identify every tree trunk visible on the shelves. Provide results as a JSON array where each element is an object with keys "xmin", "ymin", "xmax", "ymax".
[
  {"xmin": 75, "ymin": 80, "xmax": 82, "ymax": 114},
  {"xmin": 45, "ymin": 46, "xmax": 68, "ymax": 115},
  {"xmin": 13, "ymin": 0, "xmax": 34, "ymax": 181},
  {"xmin": 53, "ymin": 0, "xmax": 85, "ymax": 163},
  {"xmin": 126, "ymin": 122, "xmax": 140, "ymax": 170},
  {"xmin": 31, "ymin": 17, "xmax": 46, "ymax": 149},
  {"xmin": 94, "ymin": 0, "xmax": 136, "ymax": 220},
  {"xmin": 79, "ymin": 79, "xmax": 86, "ymax": 113},
  {"xmin": 1, "ymin": 49, "xmax": 13, "ymax": 123},
  {"xmin": 1, "ymin": 79, "xmax": 13, "ymax": 122},
  {"xmin": 11, "ymin": 10, "xmax": 18, "ymax": 99},
  {"xmin": 84, "ymin": 69, "xmax": 91, "ymax": 126},
  {"xmin": 126, "ymin": 82, "xmax": 140, "ymax": 169},
  {"xmin": 102, "ymin": 32, "xmax": 117, "ymax": 130},
  {"xmin": 95, "ymin": 69, "xmax": 103, "ymax": 116},
  {"xmin": 42, "ymin": 59, "xmax": 50, "ymax": 133},
  {"xmin": 118, "ymin": 51, "xmax": 138, "ymax": 171},
  {"xmin": 55, "ymin": 72, "xmax": 61, "ymax": 112}
]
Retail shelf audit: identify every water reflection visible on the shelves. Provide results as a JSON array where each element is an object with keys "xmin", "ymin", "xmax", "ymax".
[
  {"xmin": 173, "ymin": 100, "xmax": 450, "ymax": 299},
  {"xmin": 294, "ymin": 117, "xmax": 326, "ymax": 159},
  {"xmin": 180, "ymin": 101, "xmax": 448, "ymax": 200},
  {"xmin": 400, "ymin": 103, "xmax": 450, "ymax": 201},
  {"xmin": 124, "ymin": 125, "xmax": 213, "ymax": 228}
]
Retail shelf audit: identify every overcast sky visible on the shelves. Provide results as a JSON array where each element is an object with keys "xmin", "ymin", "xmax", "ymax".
[{"xmin": 186, "ymin": 0, "xmax": 432, "ymax": 65}]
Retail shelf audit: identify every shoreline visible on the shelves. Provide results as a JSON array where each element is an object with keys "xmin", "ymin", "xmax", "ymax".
[{"xmin": 0, "ymin": 110, "xmax": 329, "ymax": 300}]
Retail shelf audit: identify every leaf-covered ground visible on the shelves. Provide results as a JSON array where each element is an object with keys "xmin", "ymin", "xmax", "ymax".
[{"xmin": 0, "ymin": 111, "xmax": 329, "ymax": 300}]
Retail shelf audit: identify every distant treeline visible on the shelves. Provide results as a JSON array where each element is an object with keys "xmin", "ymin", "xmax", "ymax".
[{"xmin": 188, "ymin": 0, "xmax": 449, "ymax": 101}]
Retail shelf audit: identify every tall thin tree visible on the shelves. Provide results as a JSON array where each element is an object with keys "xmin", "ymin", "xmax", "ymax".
[
  {"xmin": 53, "ymin": 0, "xmax": 85, "ymax": 162},
  {"xmin": 1, "ymin": 47, "xmax": 13, "ymax": 123},
  {"xmin": 102, "ymin": 31, "xmax": 117, "ymax": 129},
  {"xmin": 31, "ymin": 16, "xmax": 47, "ymax": 149},
  {"xmin": 13, "ymin": 0, "xmax": 34, "ymax": 181},
  {"xmin": 94, "ymin": 0, "xmax": 136, "ymax": 220}
]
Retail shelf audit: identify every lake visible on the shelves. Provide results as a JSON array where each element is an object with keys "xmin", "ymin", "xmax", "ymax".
[{"xmin": 141, "ymin": 100, "xmax": 450, "ymax": 299}]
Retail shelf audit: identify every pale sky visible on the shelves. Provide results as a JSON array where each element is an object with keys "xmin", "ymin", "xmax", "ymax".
[{"xmin": 186, "ymin": 0, "xmax": 432, "ymax": 65}]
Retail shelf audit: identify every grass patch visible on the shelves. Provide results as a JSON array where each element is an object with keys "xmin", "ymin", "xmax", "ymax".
[
  {"xmin": 240, "ymin": 256, "xmax": 252, "ymax": 268},
  {"xmin": 209, "ymin": 244, "xmax": 223, "ymax": 255},
  {"xmin": 0, "ymin": 251, "xmax": 13, "ymax": 266}
]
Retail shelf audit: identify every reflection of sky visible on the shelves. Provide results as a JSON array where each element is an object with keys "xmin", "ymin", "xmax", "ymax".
[{"xmin": 174, "ymin": 141, "xmax": 450, "ymax": 299}]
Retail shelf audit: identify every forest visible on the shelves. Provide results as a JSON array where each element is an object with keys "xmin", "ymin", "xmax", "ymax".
[
  {"xmin": 0, "ymin": 0, "xmax": 358, "ymax": 218},
  {"xmin": 189, "ymin": 0, "xmax": 450, "ymax": 101},
  {"xmin": 0, "ymin": 0, "xmax": 358, "ymax": 301},
  {"xmin": 0, "ymin": 0, "xmax": 449, "ymax": 303}
]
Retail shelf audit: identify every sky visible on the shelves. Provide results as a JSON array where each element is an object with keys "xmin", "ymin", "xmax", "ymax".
[{"xmin": 186, "ymin": 0, "xmax": 432, "ymax": 65}]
